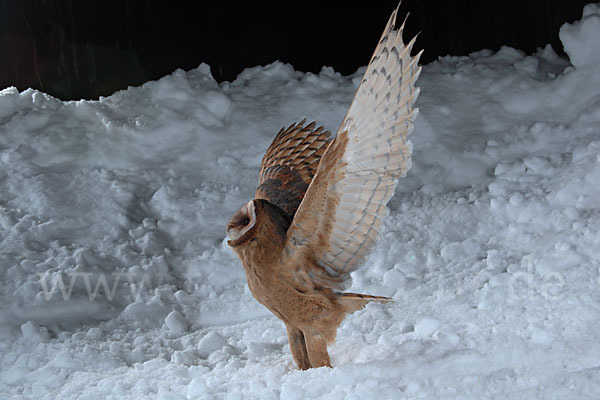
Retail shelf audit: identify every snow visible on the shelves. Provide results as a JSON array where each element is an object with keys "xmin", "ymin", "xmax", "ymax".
[
  {"xmin": 559, "ymin": 3, "xmax": 600, "ymax": 70},
  {"xmin": 2, "ymin": 5, "xmax": 600, "ymax": 399}
]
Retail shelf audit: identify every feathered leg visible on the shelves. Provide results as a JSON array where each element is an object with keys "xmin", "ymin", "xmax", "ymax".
[
  {"xmin": 304, "ymin": 330, "xmax": 332, "ymax": 368},
  {"xmin": 286, "ymin": 325, "xmax": 311, "ymax": 370}
]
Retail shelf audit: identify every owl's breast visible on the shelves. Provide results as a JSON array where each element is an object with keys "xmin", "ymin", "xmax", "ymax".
[
  {"xmin": 242, "ymin": 259, "xmax": 288, "ymax": 319},
  {"xmin": 242, "ymin": 259, "xmax": 336, "ymax": 327}
]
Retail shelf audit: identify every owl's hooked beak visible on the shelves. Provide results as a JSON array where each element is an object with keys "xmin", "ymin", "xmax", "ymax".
[{"xmin": 226, "ymin": 200, "xmax": 257, "ymax": 244}]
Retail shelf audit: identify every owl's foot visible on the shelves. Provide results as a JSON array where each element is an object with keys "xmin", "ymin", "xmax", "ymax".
[{"xmin": 286, "ymin": 325, "xmax": 311, "ymax": 370}]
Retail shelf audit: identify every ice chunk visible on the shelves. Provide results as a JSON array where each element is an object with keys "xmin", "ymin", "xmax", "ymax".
[
  {"xmin": 20, "ymin": 321, "xmax": 50, "ymax": 343},
  {"xmin": 197, "ymin": 331, "xmax": 226, "ymax": 358},
  {"xmin": 414, "ymin": 318, "xmax": 441, "ymax": 338},
  {"xmin": 165, "ymin": 311, "xmax": 188, "ymax": 334},
  {"xmin": 187, "ymin": 376, "xmax": 209, "ymax": 399}
]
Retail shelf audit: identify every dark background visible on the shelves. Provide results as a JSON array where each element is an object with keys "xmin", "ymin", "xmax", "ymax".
[{"xmin": 0, "ymin": 0, "xmax": 595, "ymax": 100}]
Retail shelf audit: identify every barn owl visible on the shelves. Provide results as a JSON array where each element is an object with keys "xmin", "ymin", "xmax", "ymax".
[{"xmin": 227, "ymin": 5, "xmax": 421, "ymax": 369}]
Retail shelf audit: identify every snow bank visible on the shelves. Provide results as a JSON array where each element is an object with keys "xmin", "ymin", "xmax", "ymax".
[
  {"xmin": 560, "ymin": 3, "xmax": 600, "ymax": 69},
  {"xmin": 1, "ymin": 5, "xmax": 600, "ymax": 399}
]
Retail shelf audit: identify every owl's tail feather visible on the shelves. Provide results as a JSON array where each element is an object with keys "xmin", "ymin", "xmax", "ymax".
[{"xmin": 337, "ymin": 292, "xmax": 393, "ymax": 314}]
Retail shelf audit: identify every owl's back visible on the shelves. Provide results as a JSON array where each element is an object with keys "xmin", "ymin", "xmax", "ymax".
[{"xmin": 255, "ymin": 121, "xmax": 331, "ymax": 219}]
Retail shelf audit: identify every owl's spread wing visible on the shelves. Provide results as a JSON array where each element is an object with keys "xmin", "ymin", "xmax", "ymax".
[
  {"xmin": 255, "ymin": 120, "xmax": 332, "ymax": 218},
  {"xmin": 281, "ymin": 7, "xmax": 422, "ymax": 291}
]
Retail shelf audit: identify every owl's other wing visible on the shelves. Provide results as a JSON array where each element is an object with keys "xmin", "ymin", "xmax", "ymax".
[
  {"xmin": 255, "ymin": 120, "xmax": 331, "ymax": 218},
  {"xmin": 281, "ymin": 6, "xmax": 422, "ymax": 291}
]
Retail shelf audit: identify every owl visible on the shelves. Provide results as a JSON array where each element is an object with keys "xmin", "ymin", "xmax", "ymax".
[{"xmin": 226, "ymin": 5, "xmax": 421, "ymax": 369}]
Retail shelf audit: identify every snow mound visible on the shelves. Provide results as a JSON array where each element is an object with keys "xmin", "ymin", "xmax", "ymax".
[{"xmin": 560, "ymin": 3, "xmax": 600, "ymax": 69}]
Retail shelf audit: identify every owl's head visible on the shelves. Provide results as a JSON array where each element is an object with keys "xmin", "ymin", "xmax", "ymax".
[
  {"xmin": 226, "ymin": 200, "xmax": 257, "ymax": 246},
  {"xmin": 226, "ymin": 199, "xmax": 291, "ymax": 248}
]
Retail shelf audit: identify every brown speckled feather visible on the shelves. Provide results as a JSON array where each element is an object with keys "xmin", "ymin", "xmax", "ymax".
[
  {"xmin": 255, "ymin": 120, "xmax": 331, "ymax": 217},
  {"xmin": 282, "ymin": 6, "xmax": 422, "ymax": 291}
]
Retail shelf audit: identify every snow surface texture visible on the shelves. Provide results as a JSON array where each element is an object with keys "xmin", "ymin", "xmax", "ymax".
[{"xmin": 1, "ymin": 5, "xmax": 600, "ymax": 399}]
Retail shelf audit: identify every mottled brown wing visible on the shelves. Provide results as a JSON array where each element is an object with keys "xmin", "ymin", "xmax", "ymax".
[
  {"xmin": 255, "ymin": 120, "xmax": 332, "ymax": 218},
  {"xmin": 281, "ymin": 6, "xmax": 422, "ymax": 291}
]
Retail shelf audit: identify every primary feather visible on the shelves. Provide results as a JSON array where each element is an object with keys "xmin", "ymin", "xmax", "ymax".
[{"xmin": 283, "ymin": 5, "xmax": 422, "ymax": 290}]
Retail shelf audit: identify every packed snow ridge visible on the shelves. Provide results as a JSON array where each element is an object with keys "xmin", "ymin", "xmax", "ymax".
[{"xmin": 1, "ymin": 4, "xmax": 600, "ymax": 399}]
